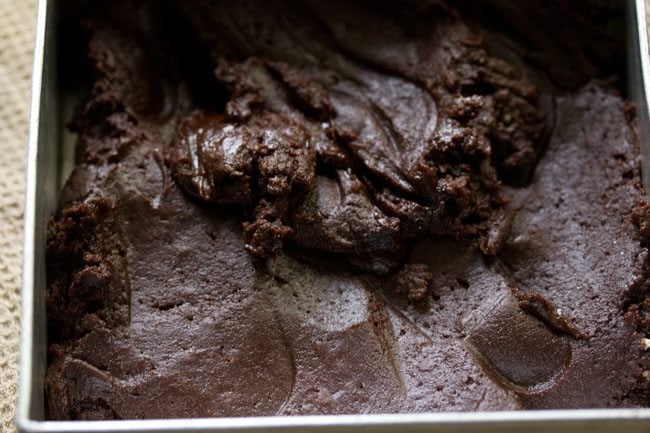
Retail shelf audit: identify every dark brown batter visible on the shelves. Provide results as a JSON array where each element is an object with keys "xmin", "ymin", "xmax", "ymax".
[
  {"xmin": 168, "ymin": 0, "xmax": 546, "ymax": 271},
  {"xmin": 45, "ymin": 0, "xmax": 650, "ymax": 419}
]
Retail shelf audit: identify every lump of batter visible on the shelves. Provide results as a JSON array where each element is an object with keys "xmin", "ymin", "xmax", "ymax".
[{"xmin": 167, "ymin": 0, "xmax": 545, "ymax": 271}]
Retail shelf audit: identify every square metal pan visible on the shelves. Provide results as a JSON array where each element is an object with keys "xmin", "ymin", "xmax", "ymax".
[{"xmin": 16, "ymin": 0, "xmax": 650, "ymax": 431}]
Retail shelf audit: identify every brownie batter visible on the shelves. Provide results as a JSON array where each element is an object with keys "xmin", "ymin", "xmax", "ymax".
[{"xmin": 45, "ymin": 0, "xmax": 650, "ymax": 419}]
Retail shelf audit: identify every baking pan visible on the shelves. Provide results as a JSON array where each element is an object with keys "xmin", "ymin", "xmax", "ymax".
[{"xmin": 16, "ymin": 0, "xmax": 650, "ymax": 432}]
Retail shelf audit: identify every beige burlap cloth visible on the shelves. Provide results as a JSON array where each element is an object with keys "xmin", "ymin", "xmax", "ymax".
[
  {"xmin": 0, "ymin": 0, "xmax": 36, "ymax": 432},
  {"xmin": 1, "ymin": 2, "xmax": 650, "ymax": 433}
]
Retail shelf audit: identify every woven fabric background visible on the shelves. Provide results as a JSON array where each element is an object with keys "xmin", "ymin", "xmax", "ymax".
[
  {"xmin": 0, "ymin": 0, "xmax": 36, "ymax": 431},
  {"xmin": 0, "ymin": 2, "xmax": 650, "ymax": 433}
]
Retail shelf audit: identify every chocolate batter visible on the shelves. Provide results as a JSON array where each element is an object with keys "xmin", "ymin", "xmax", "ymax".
[{"xmin": 45, "ymin": 0, "xmax": 650, "ymax": 419}]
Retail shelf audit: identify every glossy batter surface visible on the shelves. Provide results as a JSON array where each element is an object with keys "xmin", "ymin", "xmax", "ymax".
[{"xmin": 45, "ymin": 0, "xmax": 650, "ymax": 419}]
